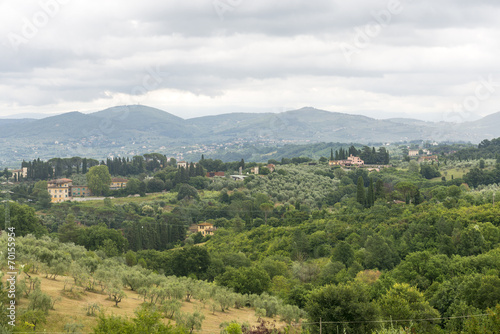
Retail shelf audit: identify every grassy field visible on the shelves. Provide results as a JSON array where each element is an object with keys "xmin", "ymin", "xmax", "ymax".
[
  {"xmin": 76, "ymin": 192, "xmax": 175, "ymax": 207},
  {"xmin": 13, "ymin": 273, "xmax": 284, "ymax": 333},
  {"xmin": 431, "ymin": 167, "xmax": 468, "ymax": 182},
  {"xmin": 74, "ymin": 190, "xmax": 221, "ymax": 208}
]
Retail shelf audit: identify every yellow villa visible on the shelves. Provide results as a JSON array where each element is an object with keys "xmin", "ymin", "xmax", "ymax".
[
  {"xmin": 110, "ymin": 177, "xmax": 128, "ymax": 190},
  {"xmin": 47, "ymin": 178, "xmax": 73, "ymax": 203},
  {"xmin": 197, "ymin": 222, "xmax": 217, "ymax": 236}
]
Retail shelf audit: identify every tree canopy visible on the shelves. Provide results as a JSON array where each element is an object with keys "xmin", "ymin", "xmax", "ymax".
[{"xmin": 87, "ymin": 165, "xmax": 112, "ymax": 195}]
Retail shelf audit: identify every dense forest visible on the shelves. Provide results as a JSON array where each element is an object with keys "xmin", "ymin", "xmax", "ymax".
[{"xmin": 450, "ymin": 138, "xmax": 500, "ymax": 161}]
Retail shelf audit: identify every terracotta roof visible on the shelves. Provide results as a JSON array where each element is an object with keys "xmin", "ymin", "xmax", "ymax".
[
  {"xmin": 198, "ymin": 222, "xmax": 213, "ymax": 226},
  {"xmin": 111, "ymin": 177, "xmax": 128, "ymax": 182},
  {"xmin": 206, "ymin": 172, "xmax": 225, "ymax": 177},
  {"xmin": 48, "ymin": 178, "xmax": 72, "ymax": 184}
]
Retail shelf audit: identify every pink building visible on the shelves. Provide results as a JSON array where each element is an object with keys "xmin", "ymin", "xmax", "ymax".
[{"xmin": 329, "ymin": 155, "xmax": 364, "ymax": 167}]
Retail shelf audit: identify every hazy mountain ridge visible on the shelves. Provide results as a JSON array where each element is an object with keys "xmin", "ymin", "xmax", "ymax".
[
  {"xmin": 1, "ymin": 105, "xmax": 500, "ymax": 166},
  {"xmin": 0, "ymin": 119, "xmax": 35, "ymax": 127},
  {"xmin": 1, "ymin": 105, "xmax": 498, "ymax": 143}
]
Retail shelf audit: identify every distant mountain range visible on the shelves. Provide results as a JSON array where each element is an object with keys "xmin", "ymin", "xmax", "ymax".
[{"xmin": 1, "ymin": 105, "xmax": 499, "ymax": 166}]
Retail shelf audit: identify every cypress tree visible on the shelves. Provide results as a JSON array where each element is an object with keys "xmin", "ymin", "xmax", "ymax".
[
  {"xmin": 356, "ymin": 176, "xmax": 366, "ymax": 206},
  {"xmin": 195, "ymin": 163, "xmax": 204, "ymax": 176},
  {"xmin": 349, "ymin": 145, "xmax": 357, "ymax": 157},
  {"xmin": 66, "ymin": 165, "xmax": 73, "ymax": 178},
  {"xmin": 181, "ymin": 167, "xmax": 189, "ymax": 183},
  {"xmin": 55, "ymin": 159, "xmax": 63, "ymax": 177},
  {"xmin": 174, "ymin": 169, "xmax": 182, "ymax": 185},
  {"xmin": 106, "ymin": 158, "xmax": 111, "ymax": 174},
  {"xmin": 375, "ymin": 179, "xmax": 385, "ymax": 200},
  {"xmin": 367, "ymin": 178, "xmax": 375, "ymax": 207},
  {"xmin": 189, "ymin": 162, "xmax": 196, "ymax": 177},
  {"xmin": 82, "ymin": 158, "xmax": 88, "ymax": 174},
  {"xmin": 28, "ymin": 161, "xmax": 32, "ymax": 179},
  {"xmin": 414, "ymin": 189, "xmax": 422, "ymax": 205}
]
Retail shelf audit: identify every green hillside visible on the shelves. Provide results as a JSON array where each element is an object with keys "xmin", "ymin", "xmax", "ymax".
[{"xmin": 3, "ymin": 150, "xmax": 500, "ymax": 333}]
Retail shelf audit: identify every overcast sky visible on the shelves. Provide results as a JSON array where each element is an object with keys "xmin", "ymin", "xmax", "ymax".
[{"xmin": 1, "ymin": 0, "xmax": 499, "ymax": 122}]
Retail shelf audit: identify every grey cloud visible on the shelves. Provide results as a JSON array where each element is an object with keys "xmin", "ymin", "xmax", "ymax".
[{"xmin": 1, "ymin": 0, "xmax": 500, "ymax": 120}]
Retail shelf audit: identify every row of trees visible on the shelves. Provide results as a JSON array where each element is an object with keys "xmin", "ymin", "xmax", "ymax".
[
  {"xmin": 15, "ymin": 153, "xmax": 179, "ymax": 182},
  {"xmin": 451, "ymin": 137, "xmax": 500, "ymax": 161},
  {"xmin": 197, "ymin": 156, "xmax": 245, "ymax": 172},
  {"xmin": 20, "ymin": 157, "xmax": 101, "ymax": 180},
  {"xmin": 355, "ymin": 177, "xmax": 390, "ymax": 207},
  {"xmin": 105, "ymin": 153, "xmax": 177, "ymax": 175},
  {"xmin": 0, "ymin": 197, "xmax": 191, "ymax": 254},
  {"xmin": 331, "ymin": 146, "xmax": 390, "ymax": 164},
  {"xmin": 464, "ymin": 164, "xmax": 500, "ymax": 187},
  {"xmin": 81, "ymin": 164, "xmax": 208, "ymax": 197}
]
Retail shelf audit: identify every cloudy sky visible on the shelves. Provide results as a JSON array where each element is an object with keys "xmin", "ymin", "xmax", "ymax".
[{"xmin": 1, "ymin": 0, "xmax": 499, "ymax": 122}]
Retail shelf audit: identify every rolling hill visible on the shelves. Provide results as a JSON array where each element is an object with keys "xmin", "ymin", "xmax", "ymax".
[{"xmin": 1, "ymin": 105, "xmax": 500, "ymax": 166}]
